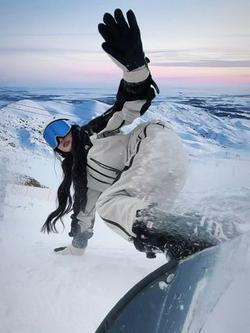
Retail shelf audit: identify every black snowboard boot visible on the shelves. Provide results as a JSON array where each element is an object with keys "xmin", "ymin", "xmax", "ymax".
[{"xmin": 132, "ymin": 208, "xmax": 240, "ymax": 260}]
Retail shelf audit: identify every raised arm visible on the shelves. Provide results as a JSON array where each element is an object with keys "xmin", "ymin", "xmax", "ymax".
[{"xmin": 85, "ymin": 9, "xmax": 159, "ymax": 136}]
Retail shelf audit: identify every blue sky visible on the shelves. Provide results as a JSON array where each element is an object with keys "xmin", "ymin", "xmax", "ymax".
[{"xmin": 0, "ymin": 0, "xmax": 249, "ymax": 91}]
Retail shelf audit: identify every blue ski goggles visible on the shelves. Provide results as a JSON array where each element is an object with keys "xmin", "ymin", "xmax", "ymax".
[{"xmin": 43, "ymin": 119, "xmax": 72, "ymax": 149}]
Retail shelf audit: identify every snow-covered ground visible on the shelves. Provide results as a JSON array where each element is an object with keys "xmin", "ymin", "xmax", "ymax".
[
  {"xmin": 1, "ymin": 185, "xmax": 166, "ymax": 333},
  {"xmin": 0, "ymin": 87, "xmax": 250, "ymax": 332}
]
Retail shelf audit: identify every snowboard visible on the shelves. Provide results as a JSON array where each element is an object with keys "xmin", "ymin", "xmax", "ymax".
[{"xmin": 96, "ymin": 233, "xmax": 248, "ymax": 333}]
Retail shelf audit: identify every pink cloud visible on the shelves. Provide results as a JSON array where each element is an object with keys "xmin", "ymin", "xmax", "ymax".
[{"xmin": 150, "ymin": 66, "xmax": 250, "ymax": 85}]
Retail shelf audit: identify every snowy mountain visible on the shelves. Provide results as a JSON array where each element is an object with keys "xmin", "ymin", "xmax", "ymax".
[
  {"xmin": 0, "ymin": 93, "xmax": 109, "ymax": 188},
  {"xmin": 1, "ymin": 88, "xmax": 249, "ymax": 162},
  {"xmin": 0, "ymin": 87, "xmax": 250, "ymax": 332}
]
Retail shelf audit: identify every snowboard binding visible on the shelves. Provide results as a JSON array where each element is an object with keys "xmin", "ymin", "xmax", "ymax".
[{"xmin": 132, "ymin": 208, "xmax": 240, "ymax": 260}]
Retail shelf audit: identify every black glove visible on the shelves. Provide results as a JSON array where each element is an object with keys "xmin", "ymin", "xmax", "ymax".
[
  {"xmin": 98, "ymin": 9, "xmax": 145, "ymax": 71},
  {"xmin": 68, "ymin": 218, "xmax": 81, "ymax": 237}
]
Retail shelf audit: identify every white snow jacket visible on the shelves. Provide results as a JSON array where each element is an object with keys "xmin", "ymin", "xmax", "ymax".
[
  {"xmin": 72, "ymin": 65, "xmax": 187, "ymax": 248},
  {"xmin": 74, "ymin": 65, "xmax": 153, "ymax": 243}
]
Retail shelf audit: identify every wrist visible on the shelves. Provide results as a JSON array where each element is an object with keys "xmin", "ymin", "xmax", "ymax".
[
  {"xmin": 72, "ymin": 236, "xmax": 88, "ymax": 249},
  {"xmin": 123, "ymin": 65, "xmax": 150, "ymax": 83}
]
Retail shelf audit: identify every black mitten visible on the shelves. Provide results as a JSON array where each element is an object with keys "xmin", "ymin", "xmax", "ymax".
[
  {"xmin": 68, "ymin": 216, "xmax": 81, "ymax": 237},
  {"xmin": 98, "ymin": 9, "xmax": 145, "ymax": 71}
]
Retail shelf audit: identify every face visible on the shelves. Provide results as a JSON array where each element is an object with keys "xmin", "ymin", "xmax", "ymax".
[{"xmin": 57, "ymin": 131, "xmax": 73, "ymax": 153}]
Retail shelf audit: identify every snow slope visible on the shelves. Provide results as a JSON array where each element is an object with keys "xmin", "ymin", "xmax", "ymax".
[
  {"xmin": 1, "ymin": 185, "xmax": 166, "ymax": 333},
  {"xmin": 0, "ymin": 88, "xmax": 250, "ymax": 332}
]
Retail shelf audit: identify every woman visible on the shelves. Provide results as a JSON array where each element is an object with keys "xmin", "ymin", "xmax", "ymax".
[{"xmin": 42, "ymin": 9, "xmax": 238, "ymax": 260}]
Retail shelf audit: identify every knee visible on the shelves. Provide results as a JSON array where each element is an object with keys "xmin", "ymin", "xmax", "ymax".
[{"xmin": 95, "ymin": 191, "xmax": 108, "ymax": 216}]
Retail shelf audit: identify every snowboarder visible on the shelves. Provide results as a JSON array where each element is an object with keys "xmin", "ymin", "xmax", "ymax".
[{"xmin": 42, "ymin": 9, "xmax": 239, "ymax": 260}]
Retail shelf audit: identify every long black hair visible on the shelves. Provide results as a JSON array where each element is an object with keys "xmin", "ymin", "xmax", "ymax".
[{"xmin": 41, "ymin": 125, "xmax": 92, "ymax": 233}]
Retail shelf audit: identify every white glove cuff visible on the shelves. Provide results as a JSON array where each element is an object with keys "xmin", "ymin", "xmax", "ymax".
[
  {"xmin": 123, "ymin": 65, "xmax": 150, "ymax": 83},
  {"xmin": 108, "ymin": 54, "xmax": 150, "ymax": 83}
]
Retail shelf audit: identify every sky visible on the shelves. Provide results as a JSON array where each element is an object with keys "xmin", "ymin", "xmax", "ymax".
[{"xmin": 0, "ymin": 0, "xmax": 250, "ymax": 92}]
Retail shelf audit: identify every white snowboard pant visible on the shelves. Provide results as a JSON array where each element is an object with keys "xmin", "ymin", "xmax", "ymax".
[{"xmin": 96, "ymin": 121, "xmax": 188, "ymax": 241}]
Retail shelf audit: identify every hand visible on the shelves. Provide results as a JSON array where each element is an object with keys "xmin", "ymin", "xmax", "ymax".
[
  {"xmin": 98, "ymin": 9, "xmax": 145, "ymax": 71},
  {"xmin": 54, "ymin": 245, "xmax": 86, "ymax": 256}
]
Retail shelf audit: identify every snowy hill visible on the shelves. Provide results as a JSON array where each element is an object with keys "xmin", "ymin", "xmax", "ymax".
[
  {"xmin": 0, "ymin": 98, "xmax": 109, "ymax": 155},
  {"xmin": 0, "ymin": 87, "xmax": 250, "ymax": 332},
  {"xmin": 0, "ymin": 96, "xmax": 109, "ymax": 188},
  {"xmin": 147, "ymin": 96, "xmax": 250, "ymax": 157},
  {"xmin": 1, "ymin": 88, "xmax": 249, "ymax": 183}
]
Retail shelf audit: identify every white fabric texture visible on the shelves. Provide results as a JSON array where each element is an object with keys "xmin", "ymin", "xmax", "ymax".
[
  {"xmin": 75, "ymin": 65, "xmax": 187, "ymax": 243},
  {"xmin": 96, "ymin": 121, "xmax": 188, "ymax": 240},
  {"xmin": 108, "ymin": 54, "xmax": 150, "ymax": 83},
  {"xmin": 78, "ymin": 120, "xmax": 188, "ymax": 241}
]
